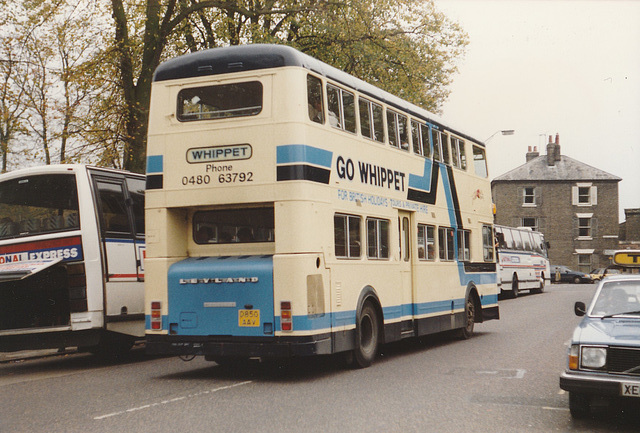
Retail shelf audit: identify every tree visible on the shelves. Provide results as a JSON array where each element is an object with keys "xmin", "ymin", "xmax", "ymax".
[
  {"xmin": 0, "ymin": 37, "xmax": 28, "ymax": 173},
  {"xmin": 171, "ymin": 0, "xmax": 467, "ymax": 112},
  {"xmin": 1, "ymin": 1, "xmax": 116, "ymax": 169},
  {"xmin": 110, "ymin": 0, "xmax": 324, "ymax": 173}
]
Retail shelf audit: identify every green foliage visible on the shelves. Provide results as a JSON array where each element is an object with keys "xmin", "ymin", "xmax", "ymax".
[{"xmin": 1, "ymin": 0, "xmax": 468, "ymax": 173}]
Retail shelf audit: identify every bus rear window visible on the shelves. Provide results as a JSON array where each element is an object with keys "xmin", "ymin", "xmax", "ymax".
[
  {"xmin": 0, "ymin": 174, "xmax": 80, "ymax": 239},
  {"xmin": 193, "ymin": 207, "xmax": 274, "ymax": 244},
  {"xmin": 177, "ymin": 81, "xmax": 263, "ymax": 121}
]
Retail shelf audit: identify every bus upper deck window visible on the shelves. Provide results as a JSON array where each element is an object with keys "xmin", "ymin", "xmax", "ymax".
[
  {"xmin": 307, "ymin": 75, "xmax": 324, "ymax": 124},
  {"xmin": 177, "ymin": 81, "xmax": 262, "ymax": 122},
  {"xmin": 473, "ymin": 145, "xmax": 488, "ymax": 178},
  {"xmin": 326, "ymin": 84, "xmax": 356, "ymax": 133}
]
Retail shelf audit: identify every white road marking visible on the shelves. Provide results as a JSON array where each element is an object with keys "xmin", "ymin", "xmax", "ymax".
[
  {"xmin": 94, "ymin": 380, "xmax": 252, "ymax": 420},
  {"xmin": 542, "ymin": 406, "xmax": 570, "ymax": 412}
]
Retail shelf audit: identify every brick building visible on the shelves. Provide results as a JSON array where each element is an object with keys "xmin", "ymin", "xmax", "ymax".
[
  {"xmin": 620, "ymin": 208, "xmax": 640, "ymax": 248},
  {"xmin": 491, "ymin": 134, "xmax": 621, "ymax": 272}
]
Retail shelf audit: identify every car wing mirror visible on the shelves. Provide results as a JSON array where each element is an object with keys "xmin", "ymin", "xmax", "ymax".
[{"xmin": 574, "ymin": 301, "xmax": 586, "ymax": 317}]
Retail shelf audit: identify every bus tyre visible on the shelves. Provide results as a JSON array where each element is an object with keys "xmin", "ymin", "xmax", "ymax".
[
  {"xmin": 511, "ymin": 275, "xmax": 519, "ymax": 298},
  {"xmin": 532, "ymin": 275, "xmax": 545, "ymax": 294},
  {"xmin": 352, "ymin": 301, "xmax": 380, "ymax": 368},
  {"xmin": 569, "ymin": 392, "xmax": 590, "ymax": 419},
  {"xmin": 457, "ymin": 297, "xmax": 476, "ymax": 340}
]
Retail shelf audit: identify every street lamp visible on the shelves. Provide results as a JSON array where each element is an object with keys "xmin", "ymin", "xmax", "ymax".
[{"xmin": 484, "ymin": 129, "xmax": 515, "ymax": 143}]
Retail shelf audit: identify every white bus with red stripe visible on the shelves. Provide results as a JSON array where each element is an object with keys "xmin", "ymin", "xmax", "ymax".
[
  {"xmin": 0, "ymin": 164, "xmax": 145, "ymax": 354},
  {"xmin": 495, "ymin": 225, "xmax": 550, "ymax": 298}
]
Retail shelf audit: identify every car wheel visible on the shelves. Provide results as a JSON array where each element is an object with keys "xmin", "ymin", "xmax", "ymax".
[
  {"xmin": 569, "ymin": 392, "xmax": 590, "ymax": 419},
  {"xmin": 573, "ymin": 276, "xmax": 581, "ymax": 284}
]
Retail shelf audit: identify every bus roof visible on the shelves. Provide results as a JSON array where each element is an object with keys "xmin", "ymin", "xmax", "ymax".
[
  {"xmin": 153, "ymin": 44, "xmax": 484, "ymax": 147},
  {"xmin": 0, "ymin": 164, "xmax": 144, "ymax": 181}
]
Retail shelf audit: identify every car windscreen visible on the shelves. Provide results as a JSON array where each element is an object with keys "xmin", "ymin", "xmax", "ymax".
[
  {"xmin": 590, "ymin": 280, "xmax": 640, "ymax": 317},
  {"xmin": 0, "ymin": 174, "xmax": 80, "ymax": 240}
]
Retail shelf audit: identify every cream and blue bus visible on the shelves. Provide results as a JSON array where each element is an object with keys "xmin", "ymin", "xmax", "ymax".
[
  {"xmin": 0, "ymin": 165, "xmax": 145, "ymax": 354},
  {"xmin": 144, "ymin": 44, "xmax": 499, "ymax": 367}
]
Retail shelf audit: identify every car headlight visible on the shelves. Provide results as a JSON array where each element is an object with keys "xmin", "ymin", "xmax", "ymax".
[{"xmin": 581, "ymin": 346, "xmax": 607, "ymax": 369}]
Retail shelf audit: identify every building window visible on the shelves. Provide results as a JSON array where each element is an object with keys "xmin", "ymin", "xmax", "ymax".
[
  {"xmin": 521, "ymin": 217, "xmax": 538, "ymax": 231},
  {"xmin": 334, "ymin": 214, "xmax": 361, "ymax": 258},
  {"xmin": 523, "ymin": 187, "xmax": 536, "ymax": 206},
  {"xmin": 438, "ymin": 227, "xmax": 455, "ymax": 261},
  {"xmin": 577, "ymin": 254, "xmax": 591, "ymax": 273},
  {"xmin": 367, "ymin": 217, "xmax": 390, "ymax": 259},
  {"xmin": 572, "ymin": 183, "xmax": 597, "ymax": 206},
  {"xmin": 417, "ymin": 224, "xmax": 436, "ymax": 260},
  {"xmin": 457, "ymin": 229, "xmax": 471, "ymax": 261},
  {"xmin": 577, "ymin": 217, "xmax": 592, "ymax": 239}
]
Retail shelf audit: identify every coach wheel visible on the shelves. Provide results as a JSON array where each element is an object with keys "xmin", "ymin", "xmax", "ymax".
[
  {"xmin": 457, "ymin": 296, "xmax": 476, "ymax": 340},
  {"xmin": 569, "ymin": 392, "xmax": 591, "ymax": 419},
  {"xmin": 532, "ymin": 274, "xmax": 545, "ymax": 294},
  {"xmin": 352, "ymin": 301, "xmax": 380, "ymax": 368},
  {"xmin": 511, "ymin": 275, "xmax": 519, "ymax": 298}
]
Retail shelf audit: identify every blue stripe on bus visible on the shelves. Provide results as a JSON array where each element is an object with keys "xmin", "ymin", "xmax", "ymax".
[
  {"xmin": 276, "ymin": 144, "xmax": 333, "ymax": 168},
  {"xmin": 147, "ymin": 294, "xmax": 500, "ymax": 333},
  {"xmin": 408, "ymin": 158, "xmax": 435, "ymax": 191},
  {"xmin": 146, "ymin": 155, "xmax": 164, "ymax": 174}
]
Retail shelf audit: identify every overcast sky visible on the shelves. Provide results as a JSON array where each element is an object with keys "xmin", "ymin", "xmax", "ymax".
[{"xmin": 434, "ymin": 0, "xmax": 640, "ymax": 222}]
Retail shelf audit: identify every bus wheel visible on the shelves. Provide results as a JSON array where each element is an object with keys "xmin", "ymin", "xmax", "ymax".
[
  {"xmin": 457, "ymin": 296, "xmax": 476, "ymax": 340},
  {"xmin": 352, "ymin": 301, "xmax": 380, "ymax": 368},
  {"xmin": 511, "ymin": 275, "xmax": 519, "ymax": 298},
  {"xmin": 532, "ymin": 275, "xmax": 545, "ymax": 294}
]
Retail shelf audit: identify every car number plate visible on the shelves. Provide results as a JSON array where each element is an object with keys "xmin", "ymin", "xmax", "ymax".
[
  {"xmin": 621, "ymin": 383, "xmax": 640, "ymax": 397},
  {"xmin": 238, "ymin": 309, "xmax": 260, "ymax": 327}
]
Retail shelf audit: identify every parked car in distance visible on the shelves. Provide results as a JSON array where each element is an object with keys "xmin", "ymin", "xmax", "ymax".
[
  {"xmin": 589, "ymin": 267, "xmax": 622, "ymax": 281},
  {"xmin": 559, "ymin": 250, "xmax": 640, "ymax": 418},
  {"xmin": 551, "ymin": 265, "xmax": 593, "ymax": 284}
]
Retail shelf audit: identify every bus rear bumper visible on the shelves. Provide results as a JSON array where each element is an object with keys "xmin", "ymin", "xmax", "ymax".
[{"xmin": 145, "ymin": 333, "xmax": 334, "ymax": 358}]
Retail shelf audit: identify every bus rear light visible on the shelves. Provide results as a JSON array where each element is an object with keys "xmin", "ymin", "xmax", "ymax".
[
  {"xmin": 281, "ymin": 301, "xmax": 292, "ymax": 331},
  {"xmin": 150, "ymin": 301, "xmax": 162, "ymax": 330}
]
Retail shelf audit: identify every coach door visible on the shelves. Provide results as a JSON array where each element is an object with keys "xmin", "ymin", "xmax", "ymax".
[
  {"xmin": 93, "ymin": 175, "xmax": 144, "ymax": 332},
  {"xmin": 398, "ymin": 210, "xmax": 415, "ymax": 334}
]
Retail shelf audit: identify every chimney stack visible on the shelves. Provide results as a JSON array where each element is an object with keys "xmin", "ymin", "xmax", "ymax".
[
  {"xmin": 554, "ymin": 133, "xmax": 561, "ymax": 161},
  {"xmin": 526, "ymin": 145, "xmax": 540, "ymax": 162},
  {"xmin": 546, "ymin": 135, "xmax": 556, "ymax": 166}
]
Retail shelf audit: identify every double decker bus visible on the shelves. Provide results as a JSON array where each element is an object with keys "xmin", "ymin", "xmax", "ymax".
[
  {"xmin": 0, "ymin": 165, "xmax": 145, "ymax": 353},
  {"xmin": 144, "ymin": 44, "xmax": 499, "ymax": 367},
  {"xmin": 494, "ymin": 225, "xmax": 550, "ymax": 298}
]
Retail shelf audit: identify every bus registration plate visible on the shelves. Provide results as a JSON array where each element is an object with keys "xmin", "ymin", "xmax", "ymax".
[
  {"xmin": 621, "ymin": 383, "xmax": 640, "ymax": 397},
  {"xmin": 238, "ymin": 309, "xmax": 260, "ymax": 327}
]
